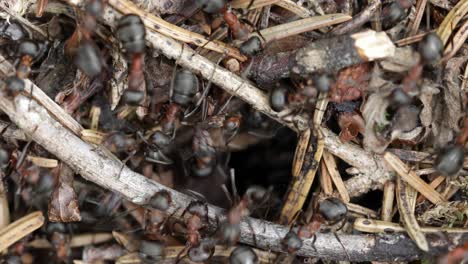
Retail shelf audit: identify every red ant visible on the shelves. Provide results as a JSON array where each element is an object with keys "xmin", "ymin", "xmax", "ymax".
[
  {"xmin": 173, "ymin": 201, "xmax": 213, "ymax": 263},
  {"xmin": 282, "ymin": 197, "xmax": 349, "ymax": 258},
  {"xmin": 116, "ymin": 14, "xmax": 147, "ymax": 106},
  {"xmin": 218, "ymin": 185, "xmax": 268, "ymax": 245}
]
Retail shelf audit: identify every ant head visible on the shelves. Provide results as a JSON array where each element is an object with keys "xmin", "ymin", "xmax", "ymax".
[
  {"xmin": 196, "ymin": 0, "xmax": 227, "ymax": 14},
  {"xmin": 17, "ymin": 39, "xmax": 41, "ymax": 58},
  {"xmin": 149, "ymin": 190, "xmax": 172, "ymax": 211},
  {"xmin": 281, "ymin": 231, "xmax": 302, "ymax": 254},
  {"xmin": 116, "ymin": 14, "xmax": 146, "ymax": 55},
  {"xmin": 318, "ymin": 197, "xmax": 348, "ymax": 222},
  {"xmin": 172, "ymin": 69, "xmax": 199, "ymax": 107},
  {"xmin": 433, "ymin": 144, "xmax": 465, "ymax": 177},
  {"xmin": 244, "ymin": 185, "xmax": 268, "ymax": 205},
  {"xmin": 0, "ymin": 20, "xmax": 29, "ymax": 41},
  {"xmin": 122, "ymin": 89, "xmax": 145, "ymax": 105},
  {"xmin": 139, "ymin": 240, "xmax": 165, "ymax": 262},
  {"xmin": 74, "ymin": 41, "xmax": 103, "ymax": 78},
  {"xmin": 187, "ymin": 201, "xmax": 208, "ymax": 217},
  {"xmin": 240, "ymin": 36, "xmax": 263, "ymax": 57},
  {"xmin": 418, "ymin": 33, "xmax": 443, "ymax": 65},
  {"xmin": 188, "ymin": 239, "xmax": 216, "ymax": 262},
  {"xmin": 219, "ymin": 221, "xmax": 241, "ymax": 245},
  {"xmin": 229, "ymin": 246, "xmax": 258, "ymax": 264},
  {"xmin": 224, "ymin": 116, "xmax": 242, "ymax": 133},
  {"xmin": 5, "ymin": 76, "xmax": 25, "ymax": 94},
  {"xmin": 270, "ymin": 86, "xmax": 288, "ymax": 112}
]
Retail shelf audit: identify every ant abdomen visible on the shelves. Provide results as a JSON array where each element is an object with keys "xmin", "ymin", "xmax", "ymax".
[
  {"xmin": 150, "ymin": 131, "xmax": 171, "ymax": 149},
  {"xmin": 172, "ymin": 70, "xmax": 199, "ymax": 107},
  {"xmin": 74, "ymin": 41, "xmax": 104, "ymax": 78},
  {"xmin": 229, "ymin": 246, "xmax": 259, "ymax": 264},
  {"xmin": 240, "ymin": 36, "xmax": 263, "ymax": 57},
  {"xmin": 433, "ymin": 144, "xmax": 465, "ymax": 177},
  {"xmin": 122, "ymin": 89, "xmax": 145, "ymax": 105},
  {"xmin": 418, "ymin": 32, "xmax": 444, "ymax": 65},
  {"xmin": 318, "ymin": 197, "xmax": 348, "ymax": 222},
  {"xmin": 282, "ymin": 231, "xmax": 303, "ymax": 253},
  {"xmin": 270, "ymin": 86, "xmax": 288, "ymax": 112},
  {"xmin": 116, "ymin": 14, "xmax": 146, "ymax": 54},
  {"xmin": 4, "ymin": 76, "xmax": 25, "ymax": 95},
  {"xmin": 149, "ymin": 190, "xmax": 171, "ymax": 211},
  {"xmin": 139, "ymin": 240, "xmax": 165, "ymax": 262}
]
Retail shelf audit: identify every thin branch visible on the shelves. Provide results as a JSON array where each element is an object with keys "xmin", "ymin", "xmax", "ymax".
[
  {"xmin": 330, "ymin": 0, "xmax": 381, "ymax": 35},
  {"xmin": 0, "ymin": 91, "xmax": 465, "ymax": 261}
]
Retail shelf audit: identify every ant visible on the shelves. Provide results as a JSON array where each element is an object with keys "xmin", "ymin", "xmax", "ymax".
[
  {"xmin": 282, "ymin": 197, "xmax": 348, "ymax": 255},
  {"xmin": 191, "ymin": 125, "xmax": 217, "ymax": 177},
  {"xmin": 229, "ymin": 246, "xmax": 259, "ymax": 264},
  {"xmin": 433, "ymin": 116, "xmax": 466, "ymax": 177},
  {"xmin": 173, "ymin": 200, "xmax": 211, "ymax": 263},
  {"xmin": 195, "ymin": 0, "xmax": 265, "ymax": 57},
  {"xmin": 14, "ymin": 39, "xmax": 47, "ymax": 79},
  {"xmin": 142, "ymin": 131, "xmax": 174, "ymax": 165},
  {"xmin": 380, "ymin": 0, "xmax": 412, "ymax": 30},
  {"xmin": 116, "ymin": 14, "xmax": 147, "ymax": 106},
  {"xmin": 218, "ymin": 185, "xmax": 268, "ymax": 245},
  {"xmin": 74, "ymin": 40, "xmax": 104, "ymax": 79},
  {"xmin": 2, "ymin": 76, "xmax": 25, "ymax": 98},
  {"xmin": 160, "ymin": 69, "xmax": 199, "ymax": 135}
]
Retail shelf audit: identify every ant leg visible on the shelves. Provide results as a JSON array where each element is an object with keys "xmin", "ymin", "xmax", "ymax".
[
  {"xmin": 184, "ymin": 53, "xmax": 227, "ymax": 119},
  {"xmin": 310, "ymin": 233, "xmax": 317, "ymax": 252},
  {"xmin": 16, "ymin": 139, "xmax": 33, "ymax": 170},
  {"xmin": 246, "ymin": 0, "xmax": 256, "ymax": 10},
  {"xmin": 117, "ymin": 150, "xmax": 137, "ymax": 180},
  {"xmin": 333, "ymin": 232, "xmax": 351, "ymax": 261},
  {"xmin": 0, "ymin": 122, "xmax": 12, "ymax": 137},
  {"xmin": 175, "ymin": 245, "xmax": 190, "ymax": 264}
]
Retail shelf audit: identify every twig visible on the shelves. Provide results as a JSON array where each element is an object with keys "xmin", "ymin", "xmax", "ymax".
[
  {"xmin": 0, "ymin": 211, "xmax": 44, "ymax": 252},
  {"xmin": 330, "ymin": 0, "xmax": 381, "ymax": 35},
  {"xmin": 354, "ymin": 218, "xmax": 468, "ymax": 234},
  {"xmin": 0, "ymin": 90, "xmax": 464, "ymax": 261},
  {"xmin": 436, "ymin": 0, "xmax": 468, "ymax": 45},
  {"xmin": 407, "ymin": 0, "xmax": 428, "ymax": 36},
  {"xmin": 381, "ymin": 181, "xmax": 395, "ymax": 222}
]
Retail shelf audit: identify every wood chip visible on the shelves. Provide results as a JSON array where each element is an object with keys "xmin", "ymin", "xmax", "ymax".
[{"xmin": 0, "ymin": 211, "xmax": 44, "ymax": 252}]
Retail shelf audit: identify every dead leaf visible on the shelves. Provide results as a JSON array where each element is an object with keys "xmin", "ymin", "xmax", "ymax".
[
  {"xmin": 48, "ymin": 163, "xmax": 81, "ymax": 222},
  {"xmin": 329, "ymin": 63, "xmax": 371, "ymax": 103},
  {"xmin": 338, "ymin": 112, "xmax": 365, "ymax": 142}
]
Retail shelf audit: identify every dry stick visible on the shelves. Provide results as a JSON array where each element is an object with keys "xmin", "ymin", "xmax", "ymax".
[
  {"xmin": 354, "ymin": 218, "xmax": 468, "ymax": 234},
  {"xmin": 442, "ymin": 20, "xmax": 468, "ymax": 61},
  {"xmin": 330, "ymin": 0, "xmax": 381, "ymax": 35},
  {"xmin": 381, "ymin": 181, "xmax": 395, "ymax": 222},
  {"xmin": 407, "ymin": 0, "xmax": 428, "ymax": 36},
  {"xmin": 0, "ymin": 177, "xmax": 9, "ymax": 231},
  {"xmin": 322, "ymin": 129, "xmax": 394, "ymax": 198},
  {"xmin": 436, "ymin": 0, "xmax": 468, "ymax": 45},
  {"xmin": 323, "ymin": 151, "xmax": 350, "ymax": 203},
  {"xmin": 0, "ymin": 93, "xmax": 461, "ymax": 261}
]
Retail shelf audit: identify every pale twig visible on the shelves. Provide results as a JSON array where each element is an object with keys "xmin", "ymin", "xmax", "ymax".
[{"xmin": 0, "ymin": 90, "xmax": 463, "ymax": 261}]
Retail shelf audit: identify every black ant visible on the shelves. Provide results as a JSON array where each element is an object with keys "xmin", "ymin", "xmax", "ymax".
[
  {"xmin": 74, "ymin": 40, "xmax": 104, "ymax": 79},
  {"xmin": 2, "ymin": 76, "xmax": 25, "ymax": 98},
  {"xmin": 142, "ymin": 131, "xmax": 174, "ymax": 165},
  {"xmin": 116, "ymin": 14, "xmax": 147, "ymax": 106},
  {"xmin": 433, "ymin": 117, "xmax": 467, "ymax": 177},
  {"xmin": 380, "ymin": 0, "xmax": 412, "ymax": 30},
  {"xmin": 160, "ymin": 69, "xmax": 199, "ymax": 134},
  {"xmin": 282, "ymin": 197, "xmax": 348, "ymax": 255},
  {"xmin": 14, "ymin": 39, "xmax": 47, "ymax": 79},
  {"xmin": 0, "ymin": 19, "xmax": 29, "ymax": 41}
]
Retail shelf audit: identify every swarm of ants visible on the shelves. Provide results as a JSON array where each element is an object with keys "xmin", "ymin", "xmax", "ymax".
[{"xmin": 0, "ymin": 0, "xmax": 466, "ymax": 263}]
